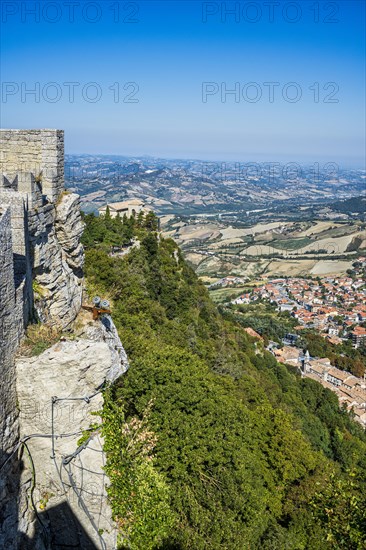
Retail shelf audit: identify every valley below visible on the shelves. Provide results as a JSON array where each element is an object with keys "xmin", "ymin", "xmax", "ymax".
[{"xmin": 65, "ymin": 154, "xmax": 366, "ymax": 280}]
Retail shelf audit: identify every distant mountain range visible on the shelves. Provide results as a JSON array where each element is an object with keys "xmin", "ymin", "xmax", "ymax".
[{"xmin": 65, "ymin": 154, "xmax": 366, "ymax": 216}]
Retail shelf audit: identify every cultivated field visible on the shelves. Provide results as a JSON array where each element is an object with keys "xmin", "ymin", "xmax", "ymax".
[{"xmin": 162, "ymin": 217, "xmax": 366, "ymax": 279}]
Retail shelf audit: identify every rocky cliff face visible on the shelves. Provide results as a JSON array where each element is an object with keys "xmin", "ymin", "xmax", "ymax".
[
  {"xmin": 30, "ymin": 192, "xmax": 84, "ymax": 328},
  {"xmin": 16, "ymin": 317, "xmax": 128, "ymax": 549},
  {"xmin": 14, "ymin": 187, "xmax": 128, "ymax": 547},
  {"xmin": 1, "ymin": 129, "xmax": 127, "ymax": 549}
]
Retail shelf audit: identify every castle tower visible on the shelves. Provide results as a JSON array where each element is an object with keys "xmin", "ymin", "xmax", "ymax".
[{"xmin": 0, "ymin": 129, "xmax": 64, "ymax": 202}]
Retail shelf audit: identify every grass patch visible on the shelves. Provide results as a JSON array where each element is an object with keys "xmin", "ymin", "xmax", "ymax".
[
  {"xmin": 32, "ymin": 279, "xmax": 47, "ymax": 298},
  {"xmin": 209, "ymin": 285, "xmax": 249, "ymax": 303},
  {"xmin": 18, "ymin": 324, "xmax": 62, "ymax": 357},
  {"xmin": 316, "ymin": 225, "xmax": 359, "ymax": 239},
  {"xmin": 270, "ymin": 237, "xmax": 312, "ymax": 250},
  {"xmin": 56, "ymin": 189, "xmax": 71, "ymax": 206}
]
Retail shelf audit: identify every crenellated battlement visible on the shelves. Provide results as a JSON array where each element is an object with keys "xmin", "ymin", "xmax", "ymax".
[
  {"xmin": 0, "ymin": 129, "xmax": 64, "ymax": 203},
  {"xmin": 1, "ymin": 172, "xmax": 44, "ymax": 210}
]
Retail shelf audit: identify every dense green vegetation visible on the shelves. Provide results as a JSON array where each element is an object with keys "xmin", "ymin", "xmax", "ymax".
[
  {"xmin": 83, "ymin": 213, "xmax": 366, "ymax": 550},
  {"xmin": 224, "ymin": 302, "xmax": 298, "ymax": 345},
  {"xmin": 82, "ymin": 207, "xmax": 159, "ymax": 250},
  {"xmin": 331, "ymin": 196, "xmax": 366, "ymax": 215}
]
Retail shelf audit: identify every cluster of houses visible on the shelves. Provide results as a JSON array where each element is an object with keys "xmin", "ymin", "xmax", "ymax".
[
  {"xmin": 209, "ymin": 276, "xmax": 247, "ymax": 289},
  {"xmin": 272, "ymin": 346, "xmax": 366, "ymax": 427},
  {"xmin": 228, "ymin": 266, "xmax": 366, "ymax": 427},
  {"xmin": 232, "ymin": 272, "xmax": 366, "ymax": 348}
]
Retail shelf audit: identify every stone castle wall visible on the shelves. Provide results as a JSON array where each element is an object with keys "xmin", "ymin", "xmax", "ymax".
[
  {"xmin": 0, "ymin": 129, "xmax": 64, "ymax": 203},
  {"xmin": 0, "ymin": 132, "xmax": 73, "ymax": 469},
  {"xmin": 0, "ymin": 130, "xmax": 83, "ymax": 547},
  {"xmin": 0, "ymin": 207, "xmax": 20, "ymax": 456},
  {"xmin": 0, "ymin": 189, "xmax": 33, "ymax": 328},
  {"xmin": 0, "ymin": 207, "xmax": 21, "ymax": 549},
  {"xmin": 0, "ymin": 130, "xmax": 83, "ymax": 329},
  {"xmin": 0, "ymin": 129, "xmax": 121, "ymax": 549}
]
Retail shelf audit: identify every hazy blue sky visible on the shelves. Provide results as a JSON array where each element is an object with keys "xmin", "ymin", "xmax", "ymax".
[{"xmin": 1, "ymin": 0, "xmax": 365, "ymax": 165}]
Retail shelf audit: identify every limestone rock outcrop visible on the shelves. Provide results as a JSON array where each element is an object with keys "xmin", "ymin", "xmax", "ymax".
[
  {"xmin": 30, "ymin": 192, "xmax": 84, "ymax": 328},
  {"xmin": 0, "ymin": 129, "xmax": 127, "ymax": 549},
  {"xmin": 16, "ymin": 317, "xmax": 128, "ymax": 549},
  {"xmin": 55, "ymin": 192, "xmax": 84, "ymax": 273}
]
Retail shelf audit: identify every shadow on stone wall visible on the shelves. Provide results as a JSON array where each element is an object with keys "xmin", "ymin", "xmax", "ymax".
[
  {"xmin": 1, "ymin": 450, "xmax": 99, "ymax": 550},
  {"xmin": 13, "ymin": 252, "xmax": 27, "ymax": 289},
  {"xmin": 18, "ymin": 500, "xmax": 99, "ymax": 549},
  {"xmin": 0, "ymin": 450, "xmax": 22, "ymax": 550}
]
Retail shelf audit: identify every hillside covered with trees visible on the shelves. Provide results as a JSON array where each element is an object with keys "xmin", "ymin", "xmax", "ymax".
[
  {"xmin": 224, "ymin": 302, "xmax": 366, "ymax": 379},
  {"xmin": 82, "ymin": 211, "xmax": 366, "ymax": 550}
]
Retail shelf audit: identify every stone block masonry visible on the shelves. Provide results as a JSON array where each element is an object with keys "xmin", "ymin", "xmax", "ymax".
[
  {"xmin": 0, "ymin": 207, "xmax": 21, "ymax": 550},
  {"xmin": 0, "ymin": 129, "xmax": 83, "ymax": 329},
  {"xmin": 0, "ymin": 207, "xmax": 20, "ymax": 456},
  {"xmin": 0, "ymin": 189, "xmax": 33, "ymax": 325},
  {"xmin": 0, "ymin": 129, "xmax": 64, "ymax": 203}
]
